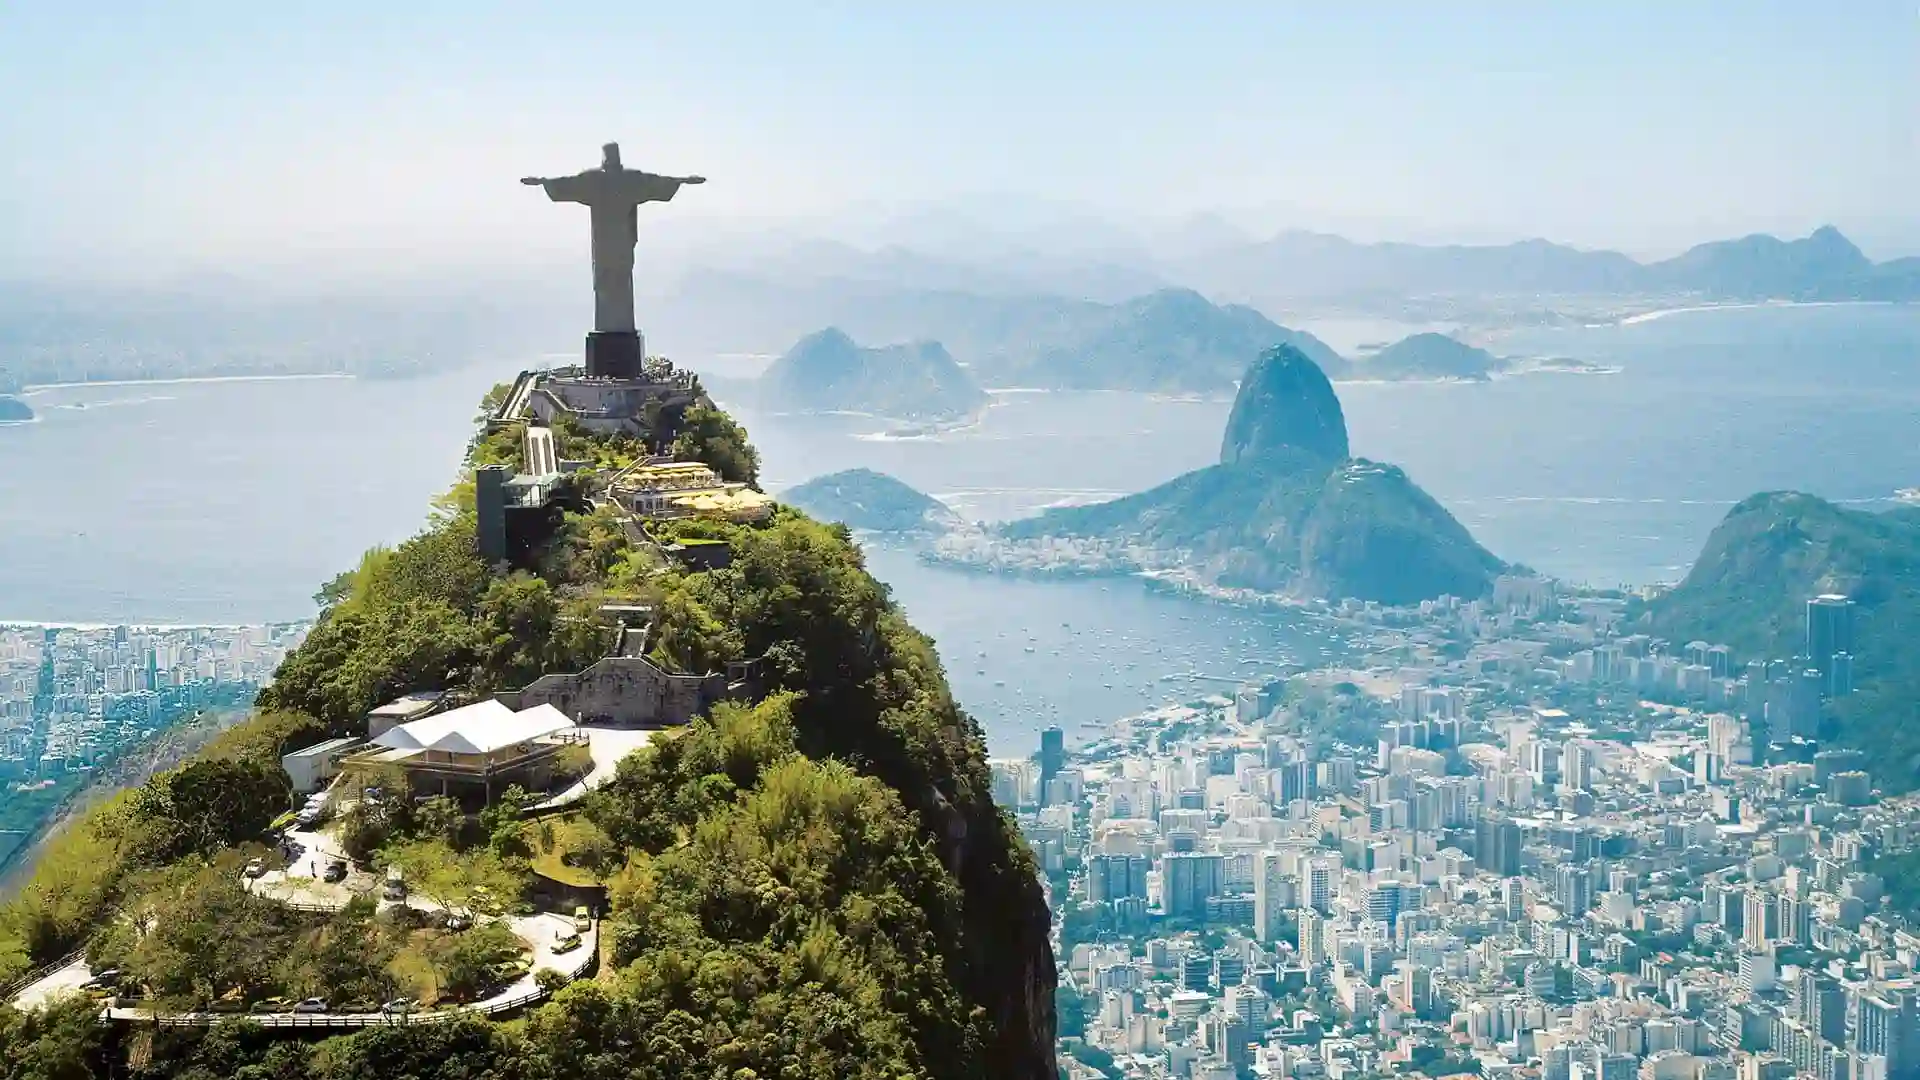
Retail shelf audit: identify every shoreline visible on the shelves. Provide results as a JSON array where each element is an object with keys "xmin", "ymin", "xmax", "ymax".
[
  {"xmin": 1617, "ymin": 299, "xmax": 1897, "ymax": 327},
  {"xmin": 20, "ymin": 371, "xmax": 356, "ymax": 395}
]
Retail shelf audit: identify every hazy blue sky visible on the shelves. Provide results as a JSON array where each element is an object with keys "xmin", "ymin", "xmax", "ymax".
[{"xmin": 1, "ymin": 2, "xmax": 1914, "ymax": 278}]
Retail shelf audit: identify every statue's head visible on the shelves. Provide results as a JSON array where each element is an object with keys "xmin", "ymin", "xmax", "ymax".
[{"xmin": 602, "ymin": 143, "xmax": 622, "ymax": 170}]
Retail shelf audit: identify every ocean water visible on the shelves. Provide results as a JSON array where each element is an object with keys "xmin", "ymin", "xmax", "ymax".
[{"xmin": 2, "ymin": 302, "xmax": 1917, "ymax": 754}]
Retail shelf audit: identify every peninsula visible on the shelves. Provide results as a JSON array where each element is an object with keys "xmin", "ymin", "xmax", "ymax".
[{"xmin": 935, "ymin": 344, "xmax": 1504, "ymax": 604}]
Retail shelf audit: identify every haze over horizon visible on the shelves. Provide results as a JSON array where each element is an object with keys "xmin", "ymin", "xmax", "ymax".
[{"xmin": 2, "ymin": 2, "xmax": 1916, "ymax": 287}]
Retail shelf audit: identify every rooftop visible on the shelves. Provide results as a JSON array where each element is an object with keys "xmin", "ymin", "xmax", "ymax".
[
  {"xmin": 373, "ymin": 700, "xmax": 574, "ymax": 756},
  {"xmin": 368, "ymin": 690, "xmax": 447, "ymax": 720}
]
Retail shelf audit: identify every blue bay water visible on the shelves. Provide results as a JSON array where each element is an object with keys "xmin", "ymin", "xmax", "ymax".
[{"xmin": 2, "ymin": 302, "xmax": 1917, "ymax": 754}]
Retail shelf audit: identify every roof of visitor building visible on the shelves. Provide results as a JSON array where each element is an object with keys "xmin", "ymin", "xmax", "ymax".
[{"xmin": 372, "ymin": 700, "xmax": 573, "ymax": 756}]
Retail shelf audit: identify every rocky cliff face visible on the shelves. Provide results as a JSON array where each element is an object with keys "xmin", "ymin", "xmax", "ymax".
[{"xmin": 1219, "ymin": 343, "xmax": 1350, "ymax": 465}]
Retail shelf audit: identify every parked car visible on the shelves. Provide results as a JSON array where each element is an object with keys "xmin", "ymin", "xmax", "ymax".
[
  {"xmin": 80, "ymin": 969, "xmax": 120, "ymax": 991},
  {"xmin": 382, "ymin": 871, "xmax": 407, "ymax": 901},
  {"xmin": 323, "ymin": 859, "xmax": 348, "ymax": 883},
  {"xmin": 445, "ymin": 910, "xmax": 473, "ymax": 932},
  {"xmin": 381, "ymin": 997, "xmax": 418, "ymax": 1015},
  {"xmin": 573, "ymin": 906, "xmax": 592, "ymax": 933},
  {"xmin": 552, "ymin": 932, "xmax": 582, "ymax": 954},
  {"xmin": 293, "ymin": 998, "xmax": 329, "ymax": 1014},
  {"xmin": 243, "ymin": 858, "xmax": 266, "ymax": 879}
]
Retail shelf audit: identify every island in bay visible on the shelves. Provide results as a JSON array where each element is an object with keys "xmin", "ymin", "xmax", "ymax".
[
  {"xmin": 782, "ymin": 467, "xmax": 964, "ymax": 534},
  {"xmin": 750, "ymin": 327, "xmax": 988, "ymax": 423}
]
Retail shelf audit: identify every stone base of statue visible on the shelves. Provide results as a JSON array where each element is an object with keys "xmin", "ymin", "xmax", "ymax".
[{"xmin": 585, "ymin": 330, "xmax": 644, "ymax": 380}]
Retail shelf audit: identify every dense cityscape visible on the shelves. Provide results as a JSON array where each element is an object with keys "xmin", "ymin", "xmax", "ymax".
[
  {"xmin": 1002, "ymin": 578, "xmax": 1919, "ymax": 1080},
  {"xmin": 0, "ymin": 623, "xmax": 307, "ymax": 867}
]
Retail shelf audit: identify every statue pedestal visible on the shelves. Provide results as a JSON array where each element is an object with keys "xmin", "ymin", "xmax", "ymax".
[{"xmin": 585, "ymin": 330, "xmax": 644, "ymax": 380}]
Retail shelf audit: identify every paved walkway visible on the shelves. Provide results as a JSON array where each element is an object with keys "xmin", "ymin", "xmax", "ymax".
[
  {"xmin": 12, "ymin": 779, "xmax": 607, "ymax": 1019},
  {"xmin": 10, "ymin": 958, "xmax": 92, "ymax": 1012},
  {"xmin": 100, "ymin": 916, "xmax": 595, "ymax": 1025},
  {"xmin": 530, "ymin": 726, "xmax": 656, "ymax": 811}
]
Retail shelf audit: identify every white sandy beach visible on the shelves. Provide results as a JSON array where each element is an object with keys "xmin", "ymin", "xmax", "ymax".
[
  {"xmin": 1618, "ymin": 299, "xmax": 1895, "ymax": 327},
  {"xmin": 21, "ymin": 371, "xmax": 355, "ymax": 395}
]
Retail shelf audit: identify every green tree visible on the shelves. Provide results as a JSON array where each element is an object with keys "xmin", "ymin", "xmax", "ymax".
[
  {"xmin": 378, "ymin": 841, "xmax": 521, "ymax": 916},
  {"xmin": 470, "ymin": 573, "xmax": 605, "ymax": 690},
  {"xmin": 670, "ymin": 403, "xmax": 760, "ymax": 486},
  {"xmin": 431, "ymin": 922, "xmax": 522, "ymax": 1002},
  {"xmin": 121, "ymin": 862, "xmax": 291, "ymax": 1009},
  {"xmin": 414, "ymin": 796, "xmax": 466, "ymax": 847},
  {"xmin": 306, "ymin": 1018, "xmax": 520, "ymax": 1080},
  {"xmin": 280, "ymin": 898, "xmax": 397, "ymax": 1004},
  {"xmin": 124, "ymin": 757, "xmax": 291, "ymax": 865},
  {"xmin": 0, "ymin": 994, "xmax": 109, "ymax": 1080}
]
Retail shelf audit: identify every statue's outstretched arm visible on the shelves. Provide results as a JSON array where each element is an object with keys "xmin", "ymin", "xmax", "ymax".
[{"xmin": 524, "ymin": 173, "xmax": 593, "ymax": 204}]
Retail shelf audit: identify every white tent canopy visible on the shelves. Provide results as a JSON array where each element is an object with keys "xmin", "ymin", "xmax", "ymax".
[{"xmin": 373, "ymin": 700, "xmax": 573, "ymax": 756}]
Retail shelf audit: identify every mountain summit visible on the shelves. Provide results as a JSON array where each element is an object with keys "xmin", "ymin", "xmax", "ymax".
[
  {"xmin": 1219, "ymin": 343, "xmax": 1350, "ymax": 465},
  {"xmin": 993, "ymin": 348, "xmax": 1502, "ymax": 604}
]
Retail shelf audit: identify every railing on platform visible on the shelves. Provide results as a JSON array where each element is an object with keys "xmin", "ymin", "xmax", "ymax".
[{"xmin": 1, "ymin": 951, "xmax": 84, "ymax": 1001}]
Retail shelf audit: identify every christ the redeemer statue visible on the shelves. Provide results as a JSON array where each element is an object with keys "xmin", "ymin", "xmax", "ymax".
[{"xmin": 523, "ymin": 142, "xmax": 703, "ymax": 379}]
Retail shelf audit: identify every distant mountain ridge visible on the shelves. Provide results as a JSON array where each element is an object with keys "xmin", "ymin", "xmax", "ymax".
[
  {"xmin": 675, "ymin": 282, "xmax": 1349, "ymax": 393},
  {"xmin": 973, "ymin": 287, "xmax": 1347, "ymax": 392},
  {"xmin": 1184, "ymin": 225, "xmax": 1917, "ymax": 301},
  {"xmin": 756, "ymin": 328, "xmax": 987, "ymax": 421}
]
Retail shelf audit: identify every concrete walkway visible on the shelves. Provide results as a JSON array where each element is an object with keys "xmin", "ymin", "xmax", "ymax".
[
  {"xmin": 100, "ymin": 916, "xmax": 596, "ymax": 1026},
  {"xmin": 10, "ymin": 957, "xmax": 92, "ymax": 1012},
  {"xmin": 530, "ymin": 726, "xmax": 656, "ymax": 811},
  {"xmin": 11, "ymin": 779, "xmax": 609, "ymax": 1018}
]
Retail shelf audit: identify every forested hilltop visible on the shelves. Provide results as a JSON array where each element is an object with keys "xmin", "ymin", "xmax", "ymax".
[
  {"xmin": 0, "ymin": 379, "xmax": 1056, "ymax": 1079},
  {"xmin": 1647, "ymin": 492, "xmax": 1920, "ymax": 790}
]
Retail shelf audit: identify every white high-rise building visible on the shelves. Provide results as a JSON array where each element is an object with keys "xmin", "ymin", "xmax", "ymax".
[{"xmin": 1253, "ymin": 852, "xmax": 1296, "ymax": 944}]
